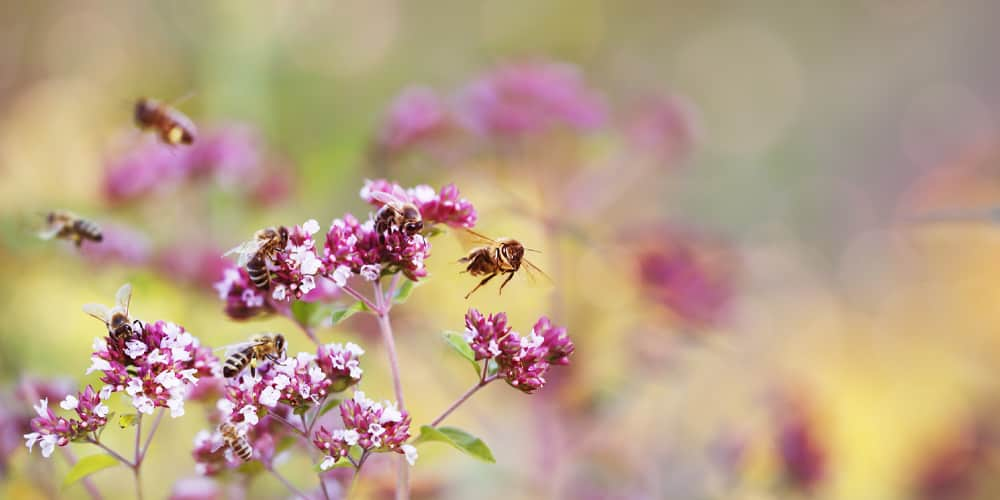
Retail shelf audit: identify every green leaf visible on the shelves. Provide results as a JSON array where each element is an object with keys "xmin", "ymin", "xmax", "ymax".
[
  {"xmin": 291, "ymin": 301, "xmax": 324, "ymax": 327},
  {"xmin": 392, "ymin": 279, "xmax": 419, "ymax": 304},
  {"xmin": 236, "ymin": 460, "xmax": 265, "ymax": 476},
  {"xmin": 117, "ymin": 413, "xmax": 137, "ymax": 429},
  {"xmin": 313, "ymin": 457, "xmax": 354, "ymax": 472},
  {"xmin": 329, "ymin": 301, "xmax": 369, "ymax": 325},
  {"xmin": 62, "ymin": 454, "xmax": 120, "ymax": 488},
  {"xmin": 486, "ymin": 359, "xmax": 499, "ymax": 377},
  {"xmin": 414, "ymin": 425, "xmax": 495, "ymax": 463},
  {"xmin": 443, "ymin": 331, "xmax": 481, "ymax": 377},
  {"xmin": 318, "ymin": 398, "xmax": 342, "ymax": 417},
  {"xmin": 293, "ymin": 405, "xmax": 310, "ymax": 416}
]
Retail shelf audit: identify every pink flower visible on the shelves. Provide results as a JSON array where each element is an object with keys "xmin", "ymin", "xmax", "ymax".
[
  {"xmin": 312, "ymin": 391, "xmax": 411, "ymax": 469},
  {"xmin": 214, "ymin": 265, "xmax": 273, "ymax": 320},
  {"xmin": 156, "ymin": 245, "xmax": 230, "ymax": 290},
  {"xmin": 361, "ymin": 179, "xmax": 478, "ymax": 229},
  {"xmin": 457, "ymin": 61, "xmax": 606, "ymax": 138},
  {"xmin": 626, "ymin": 94, "xmax": 702, "ymax": 165},
  {"xmin": 169, "ymin": 476, "xmax": 222, "ymax": 500},
  {"xmin": 322, "ymin": 213, "xmax": 431, "ymax": 282},
  {"xmin": 23, "ymin": 386, "xmax": 111, "ymax": 458},
  {"xmin": 376, "ymin": 87, "xmax": 454, "ymax": 154},
  {"xmin": 315, "ymin": 342, "xmax": 365, "ymax": 392},
  {"xmin": 263, "ymin": 220, "xmax": 325, "ymax": 302}
]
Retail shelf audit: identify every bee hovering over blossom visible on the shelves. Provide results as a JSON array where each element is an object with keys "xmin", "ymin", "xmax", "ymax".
[
  {"xmin": 370, "ymin": 191, "xmax": 424, "ymax": 243},
  {"xmin": 134, "ymin": 97, "xmax": 197, "ymax": 146},
  {"xmin": 219, "ymin": 333, "xmax": 287, "ymax": 378},
  {"xmin": 224, "ymin": 227, "xmax": 289, "ymax": 290},
  {"xmin": 459, "ymin": 229, "xmax": 550, "ymax": 299},
  {"xmin": 82, "ymin": 283, "xmax": 143, "ymax": 340},
  {"xmin": 216, "ymin": 421, "xmax": 253, "ymax": 461},
  {"xmin": 37, "ymin": 210, "xmax": 103, "ymax": 247}
]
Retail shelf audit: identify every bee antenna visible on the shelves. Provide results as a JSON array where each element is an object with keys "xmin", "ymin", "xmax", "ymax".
[{"xmin": 525, "ymin": 248, "xmax": 542, "ymax": 253}]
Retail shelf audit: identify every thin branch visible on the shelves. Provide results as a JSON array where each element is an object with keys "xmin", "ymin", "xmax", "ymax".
[
  {"xmin": 85, "ymin": 438, "xmax": 133, "ymax": 468},
  {"xmin": 133, "ymin": 414, "xmax": 143, "ymax": 500},
  {"xmin": 269, "ymin": 468, "xmax": 308, "ymax": 499},
  {"xmin": 266, "ymin": 408, "xmax": 308, "ymax": 439},
  {"xmin": 139, "ymin": 408, "xmax": 165, "ymax": 461},
  {"xmin": 341, "ymin": 283, "xmax": 378, "ymax": 312},
  {"xmin": 430, "ymin": 376, "xmax": 497, "ymax": 428},
  {"xmin": 373, "ymin": 279, "xmax": 408, "ymax": 500}
]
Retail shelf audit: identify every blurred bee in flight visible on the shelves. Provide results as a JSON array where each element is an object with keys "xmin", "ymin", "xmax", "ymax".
[
  {"xmin": 216, "ymin": 421, "xmax": 253, "ymax": 461},
  {"xmin": 225, "ymin": 227, "xmax": 289, "ymax": 290},
  {"xmin": 370, "ymin": 191, "xmax": 424, "ymax": 243},
  {"xmin": 83, "ymin": 283, "xmax": 143, "ymax": 340},
  {"xmin": 37, "ymin": 210, "xmax": 102, "ymax": 248},
  {"xmin": 134, "ymin": 97, "xmax": 196, "ymax": 146},
  {"xmin": 219, "ymin": 333, "xmax": 287, "ymax": 378},
  {"xmin": 459, "ymin": 229, "xmax": 549, "ymax": 299}
]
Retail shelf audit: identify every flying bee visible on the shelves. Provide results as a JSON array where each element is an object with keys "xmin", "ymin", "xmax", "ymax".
[
  {"xmin": 458, "ymin": 229, "xmax": 550, "ymax": 299},
  {"xmin": 219, "ymin": 333, "xmax": 287, "ymax": 378},
  {"xmin": 370, "ymin": 191, "xmax": 423, "ymax": 243},
  {"xmin": 134, "ymin": 97, "xmax": 197, "ymax": 146},
  {"xmin": 224, "ymin": 227, "xmax": 289, "ymax": 289},
  {"xmin": 82, "ymin": 283, "xmax": 143, "ymax": 340},
  {"xmin": 216, "ymin": 421, "xmax": 253, "ymax": 461},
  {"xmin": 37, "ymin": 210, "xmax": 103, "ymax": 248}
]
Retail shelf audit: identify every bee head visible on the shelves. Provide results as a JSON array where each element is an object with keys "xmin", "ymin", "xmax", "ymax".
[
  {"xmin": 503, "ymin": 241, "xmax": 525, "ymax": 264},
  {"xmin": 134, "ymin": 99, "xmax": 155, "ymax": 125},
  {"xmin": 404, "ymin": 220, "xmax": 424, "ymax": 235}
]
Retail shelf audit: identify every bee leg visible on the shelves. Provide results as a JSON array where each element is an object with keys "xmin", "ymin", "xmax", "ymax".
[
  {"xmin": 250, "ymin": 361, "xmax": 257, "ymax": 379},
  {"xmin": 498, "ymin": 272, "xmax": 516, "ymax": 295},
  {"xmin": 132, "ymin": 320, "xmax": 144, "ymax": 335},
  {"xmin": 464, "ymin": 273, "xmax": 497, "ymax": 299}
]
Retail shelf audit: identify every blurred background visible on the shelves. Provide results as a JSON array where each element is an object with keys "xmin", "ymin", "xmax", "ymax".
[{"xmin": 2, "ymin": 1, "xmax": 1000, "ymax": 498}]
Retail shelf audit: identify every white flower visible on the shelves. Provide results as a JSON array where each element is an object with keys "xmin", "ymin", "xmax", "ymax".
[
  {"xmin": 319, "ymin": 455, "xmax": 338, "ymax": 471},
  {"xmin": 24, "ymin": 433, "xmax": 58, "ymax": 458},
  {"xmin": 215, "ymin": 268, "xmax": 241, "ymax": 299},
  {"xmin": 155, "ymin": 371, "xmax": 183, "ymax": 390},
  {"xmin": 240, "ymin": 405, "xmax": 260, "ymax": 425},
  {"xmin": 85, "ymin": 357, "xmax": 112, "ymax": 375},
  {"xmin": 463, "ymin": 327, "xmax": 476, "ymax": 343},
  {"xmin": 360, "ymin": 264, "xmax": 381, "ymax": 281},
  {"xmin": 170, "ymin": 347, "xmax": 192, "ymax": 363},
  {"xmin": 402, "ymin": 444, "xmax": 418, "ymax": 466},
  {"xmin": 408, "ymin": 185, "xmax": 436, "ymax": 203},
  {"xmin": 309, "ymin": 364, "xmax": 325, "ymax": 383},
  {"xmin": 167, "ymin": 398, "xmax": 186, "ymax": 418},
  {"xmin": 345, "ymin": 342, "xmax": 365, "ymax": 357},
  {"xmin": 298, "ymin": 382, "xmax": 311, "ymax": 399},
  {"xmin": 59, "ymin": 395, "xmax": 79, "ymax": 411},
  {"xmin": 331, "ymin": 265, "xmax": 352, "ymax": 287},
  {"xmin": 33, "ymin": 398, "xmax": 48, "ymax": 418},
  {"xmin": 146, "ymin": 348, "xmax": 169, "ymax": 365},
  {"xmin": 23, "ymin": 432, "xmax": 40, "ymax": 453},
  {"xmin": 299, "ymin": 275, "xmax": 316, "ymax": 295},
  {"xmin": 298, "ymin": 250, "xmax": 323, "ymax": 275},
  {"xmin": 380, "ymin": 403, "xmax": 403, "ymax": 424},
  {"xmin": 272, "ymin": 374, "xmax": 292, "ymax": 391},
  {"xmin": 368, "ymin": 423, "xmax": 386, "ymax": 438},
  {"xmin": 193, "ymin": 430, "xmax": 211, "ymax": 446},
  {"xmin": 272, "ymin": 285, "xmax": 287, "ymax": 301},
  {"xmin": 343, "ymin": 429, "xmax": 360, "ymax": 446},
  {"xmin": 259, "ymin": 386, "xmax": 281, "ymax": 407},
  {"xmin": 303, "ymin": 219, "xmax": 320, "ymax": 235},
  {"xmin": 488, "ymin": 339, "xmax": 501, "ymax": 357},
  {"xmin": 353, "ymin": 391, "xmax": 375, "ymax": 410},
  {"xmin": 94, "ymin": 403, "xmax": 110, "ymax": 418},
  {"xmin": 242, "ymin": 289, "xmax": 264, "ymax": 307},
  {"xmin": 124, "ymin": 340, "xmax": 147, "ymax": 359},
  {"xmin": 133, "ymin": 395, "xmax": 155, "ymax": 415},
  {"xmin": 217, "ymin": 399, "xmax": 235, "ymax": 417},
  {"xmin": 347, "ymin": 359, "xmax": 363, "ymax": 379},
  {"xmin": 523, "ymin": 332, "xmax": 544, "ymax": 349},
  {"xmin": 99, "ymin": 385, "xmax": 113, "ymax": 400},
  {"xmin": 92, "ymin": 337, "xmax": 108, "ymax": 352},
  {"xmin": 179, "ymin": 369, "xmax": 199, "ymax": 384},
  {"xmin": 126, "ymin": 378, "xmax": 144, "ymax": 396}
]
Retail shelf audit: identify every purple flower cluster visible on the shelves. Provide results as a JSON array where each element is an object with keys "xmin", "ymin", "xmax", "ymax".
[
  {"xmin": 314, "ymin": 391, "xmax": 416, "ymax": 469},
  {"xmin": 192, "ymin": 408, "xmax": 290, "ymax": 474},
  {"xmin": 266, "ymin": 220, "xmax": 325, "ymax": 302},
  {"xmin": 375, "ymin": 87, "xmax": 454, "ymax": 155},
  {"xmin": 78, "ymin": 222, "xmax": 153, "ymax": 267},
  {"xmin": 214, "ymin": 265, "xmax": 273, "ymax": 319},
  {"xmin": 23, "ymin": 386, "xmax": 111, "ymax": 458},
  {"xmin": 360, "ymin": 179, "xmax": 478, "ymax": 229},
  {"xmin": 87, "ymin": 320, "xmax": 218, "ymax": 418},
  {"xmin": 323, "ymin": 213, "xmax": 431, "ymax": 283},
  {"xmin": 463, "ymin": 309, "xmax": 574, "ymax": 393}
]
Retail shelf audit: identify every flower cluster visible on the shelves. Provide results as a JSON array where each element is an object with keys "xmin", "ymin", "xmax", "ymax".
[
  {"xmin": 87, "ymin": 320, "xmax": 218, "ymax": 417},
  {"xmin": 266, "ymin": 220, "xmax": 325, "ymax": 302},
  {"xmin": 192, "ymin": 408, "xmax": 290, "ymax": 475},
  {"xmin": 463, "ymin": 309, "xmax": 574, "ymax": 394},
  {"xmin": 375, "ymin": 86, "xmax": 454, "ymax": 155},
  {"xmin": 457, "ymin": 61, "xmax": 606, "ymax": 138},
  {"xmin": 323, "ymin": 213, "xmax": 431, "ymax": 283},
  {"xmin": 360, "ymin": 179, "xmax": 478, "ymax": 229},
  {"xmin": 214, "ymin": 265, "xmax": 274, "ymax": 319},
  {"xmin": 23, "ymin": 386, "xmax": 110, "ymax": 458},
  {"xmin": 314, "ymin": 391, "xmax": 416, "ymax": 469}
]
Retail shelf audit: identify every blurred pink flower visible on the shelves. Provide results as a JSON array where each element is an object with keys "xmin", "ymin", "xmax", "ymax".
[
  {"xmin": 76, "ymin": 222, "xmax": 153, "ymax": 266},
  {"xmin": 376, "ymin": 86, "xmax": 454, "ymax": 154},
  {"xmin": 775, "ymin": 399, "xmax": 826, "ymax": 493},
  {"xmin": 156, "ymin": 244, "xmax": 230, "ymax": 290},
  {"xmin": 626, "ymin": 94, "xmax": 702, "ymax": 165},
  {"xmin": 214, "ymin": 265, "xmax": 274, "ymax": 320},
  {"xmin": 169, "ymin": 476, "xmax": 222, "ymax": 500},
  {"xmin": 457, "ymin": 61, "xmax": 606, "ymax": 138}
]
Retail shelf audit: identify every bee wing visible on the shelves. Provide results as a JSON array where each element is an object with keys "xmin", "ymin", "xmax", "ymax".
[
  {"xmin": 521, "ymin": 258, "xmax": 555, "ymax": 288},
  {"xmin": 82, "ymin": 303, "xmax": 111, "ymax": 323},
  {"xmin": 454, "ymin": 228, "xmax": 500, "ymax": 252},
  {"xmin": 369, "ymin": 191, "xmax": 405, "ymax": 209},
  {"xmin": 115, "ymin": 283, "xmax": 133, "ymax": 313},
  {"xmin": 37, "ymin": 225, "xmax": 61, "ymax": 240},
  {"xmin": 224, "ymin": 240, "xmax": 261, "ymax": 266},
  {"xmin": 213, "ymin": 340, "xmax": 258, "ymax": 357}
]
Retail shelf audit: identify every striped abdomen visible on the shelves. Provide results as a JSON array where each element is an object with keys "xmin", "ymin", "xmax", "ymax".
[
  {"xmin": 72, "ymin": 219, "xmax": 103, "ymax": 242},
  {"xmin": 223, "ymin": 347, "xmax": 254, "ymax": 378},
  {"xmin": 246, "ymin": 255, "xmax": 271, "ymax": 289},
  {"xmin": 218, "ymin": 422, "xmax": 253, "ymax": 461}
]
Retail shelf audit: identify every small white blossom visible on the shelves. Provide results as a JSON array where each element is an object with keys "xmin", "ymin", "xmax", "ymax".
[
  {"xmin": 155, "ymin": 371, "xmax": 183, "ymax": 390},
  {"xmin": 92, "ymin": 337, "xmax": 108, "ymax": 352},
  {"xmin": 345, "ymin": 342, "xmax": 365, "ymax": 356},
  {"xmin": 124, "ymin": 340, "xmax": 147, "ymax": 359},
  {"xmin": 240, "ymin": 404, "xmax": 260, "ymax": 425},
  {"xmin": 99, "ymin": 385, "xmax": 113, "ymax": 400},
  {"xmin": 23, "ymin": 432, "xmax": 40, "ymax": 453},
  {"xmin": 408, "ymin": 185, "xmax": 436, "ymax": 203},
  {"xmin": 319, "ymin": 455, "xmax": 338, "ymax": 471},
  {"xmin": 309, "ymin": 364, "xmax": 326, "ymax": 383},
  {"xmin": 272, "ymin": 285, "xmax": 287, "ymax": 301},
  {"xmin": 298, "ymin": 382, "xmax": 311, "ymax": 399},
  {"xmin": 331, "ymin": 265, "xmax": 352, "ymax": 287},
  {"xmin": 402, "ymin": 444, "xmax": 418, "ymax": 466},
  {"xmin": 59, "ymin": 395, "xmax": 79, "ymax": 411},
  {"xmin": 259, "ymin": 386, "xmax": 281, "ymax": 407},
  {"xmin": 299, "ymin": 275, "xmax": 316, "ymax": 295},
  {"xmin": 343, "ymin": 429, "xmax": 360, "ymax": 446},
  {"xmin": 303, "ymin": 219, "xmax": 320, "ymax": 235},
  {"xmin": 347, "ymin": 359, "xmax": 363, "ymax": 379},
  {"xmin": 360, "ymin": 264, "xmax": 381, "ymax": 281},
  {"xmin": 272, "ymin": 374, "xmax": 292, "ymax": 391},
  {"xmin": 86, "ymin": 357, "xmax": 112, "ymax": 375},
  {"xmin": 368, "ymin": 423, "xmax": 386, "ymax": 438},
  {"xmin": 217, "ymin": 399, "xmax": 235, "ymax": 417},
  {"xmin": 215, "ymin": 268, "xmax": 241, "ymax": 299},
  {"xmin": 94, "ymin": 403, "xmax": 110, "ymax": 418},
  {"xmin": 133, "ymin": 395, "xmax": 155, "ymax": 415},
  {"xmin": 167, "ymin": 398, "xmax": 186, "ymax": 418},
  {"xmin": 126, "ymin": 378, "xmax": 144, "ymax": 396},
  {"xmin": 463, "ymin": 328, "xmax": 476, "ymax": 343},
  {"xmin": 298, "ymin": 251, "xmax": 323, "ymax": 275},
  {"xmin": 32, "ymin": 399, "xmax": 48, "ymax": 418},
  {"xmin": 179, "ymin": 368, "xmax": 199, "ymax": 384},
  {"xmin": 147, "ymin": 348, "xmax": 169, "ymax": 365},
  {"xmin": 380, "ymin": 403, "xmax": 403, "ymax": 424},
  {"xmin": 488, "ymin": 339, "xmax": 501, "ymax": 357},
  {"xmin": 242, "ymin": 289, "xmax": 264, "ymax": 307}
]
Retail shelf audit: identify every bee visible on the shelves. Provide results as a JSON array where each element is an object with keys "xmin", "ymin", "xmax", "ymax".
[
  {"xmin": 82, "ymin": 283, "xmax": 143, "ymax": 340},
  {"xmin": 217, "ymin": 421, "xmax": 253, "ymax": 461},
  {"xmin": 370, "ymin": 191, "xmax": 423, "ymax": 243},
  {"xmin": 37, "ymin": 210, "xmax": 103, "ymax": 247},
  {"xmin": 134, "ymin": 97, "xmax": 196, "ymax": 146},
  {"xmin": 220, "ymin": 333, "xmax": 287, "ymax": 378},
  {"xmin": 459, "ymin": 229, "xmax": 549, "ymax": 299},
  {"xmin": 224, "ymin": 227, "xmax": 289, "ymax": 289}
]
